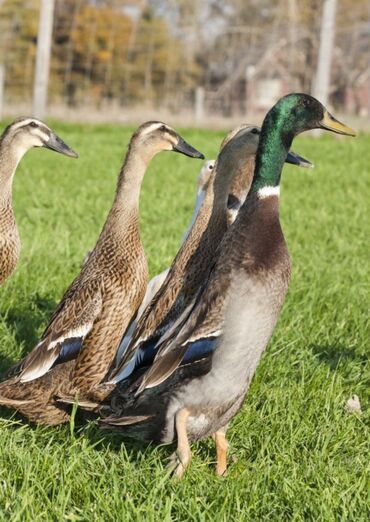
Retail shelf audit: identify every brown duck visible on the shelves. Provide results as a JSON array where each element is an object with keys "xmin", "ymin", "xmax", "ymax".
[
  {"xmin": 109, "ymin": 124, "xmax": 310, "ymax": 385},
  {"xmin": 0, "ymin": 117, "xmax": 77, "ymax": 285},
  {"xmin": 0, "ymin": 122, "xmax": 204, "ymax": 424}
]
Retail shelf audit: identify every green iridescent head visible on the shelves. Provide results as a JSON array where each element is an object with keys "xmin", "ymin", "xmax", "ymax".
[
  {"xmin": 263, "ymin": 93, "xmax": 356, "ymax": 141},
  {"xmin": 251, "ymin": 93, "xmax": 356, "ymax": 192}
]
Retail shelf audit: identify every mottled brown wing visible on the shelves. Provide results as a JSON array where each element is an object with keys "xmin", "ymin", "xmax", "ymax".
[
  {"xmin": 13, "ymin": 280, "xmax": 103, "ymax": 383},
  {"xmin": 39, "ymin": 268, "xmax": 96, "ymax": 339},
  {"xmin": 71, "ymin": 278, "xmax": 146, "ymax": 393}
]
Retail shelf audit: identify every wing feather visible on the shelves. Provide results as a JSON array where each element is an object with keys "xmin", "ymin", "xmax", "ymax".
[
  {"xmin": 136, "ymin": 271, "xmax": 231, "ymax": 393},
  {"xmin": 11, "ymin": 284, "xmax": 103, "ymax": 383}
]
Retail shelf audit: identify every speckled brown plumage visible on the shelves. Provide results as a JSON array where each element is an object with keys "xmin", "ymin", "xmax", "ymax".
[
  {"xmin": 0, "ymin": 118, "xmax": 77, "ymax": 285},
  {"xmin": 71, "ymin": 213, "xmax": 147, "ymax": 393},
  {"xmin": 0, "ymin": 362, "xmax": 74, "ymax": 425},
  {"xmin": 0, "ymin": 122, "xmax": 203, "ymax": 424},
  {"xmin": 6, "ymin": 140, "xmax": 149, "ymax": 386},
  {"xmin": 0, "ymin": 203, "xmax": 20, "ymax": 285}
]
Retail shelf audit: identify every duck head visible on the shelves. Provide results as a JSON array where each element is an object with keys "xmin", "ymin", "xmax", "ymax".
[
  {"xmin": 264, "ymin": 93, "xmax": 356, "ymax": 141},
  {"xmin": 1, "ymin": 117, "xmax": 78, "ymax": 162},
  {"xmin": 217, "ymin": 124, "xmax": 313, "ymax": 176},
  {"xmin": 251, "ymin": 93, "xmax": 355, "ymax": 193},
  {"xmin": 198, "ymin": 159, "xmax": 215, "ymax": 194},
  {"xmin": 132, "ymin": 121, "xmax": 204, "ymax": 160}
]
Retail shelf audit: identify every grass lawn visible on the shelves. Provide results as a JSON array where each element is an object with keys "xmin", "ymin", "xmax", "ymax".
[{"xmin": 0, "ymin": 121, "xmax": 369, "ymax": 521}]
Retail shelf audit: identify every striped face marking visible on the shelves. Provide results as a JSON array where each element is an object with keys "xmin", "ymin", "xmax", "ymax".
[
  {"xmin": 7, "ymin": 118, "xmax": 52, "ymax": 159},
  {"xmin": 133, "ymin": 121, "xmax": 204, "ymax": 159},
  {"xmin": 257, "ymin": 186, "xmax": 280, "ymax": 199},
  {"xmin": 137, "ymin": 121, "xmax": 179, "ymax": 150},
  {"xmin": 12, "ymin": 118, "xmax": 51, "ymax": 142},
  {"xmin": 139, "ymin": 122, "xmax": 168, "ymax": 136},
  {"xmin": 11, "ymin": 117, "xmax": 44, "ymax": 131}
]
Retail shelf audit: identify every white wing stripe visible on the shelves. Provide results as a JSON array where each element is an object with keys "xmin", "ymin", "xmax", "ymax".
[{"xmin": 46, "ymin": 324, "xmax": 92, "ymax": 350}]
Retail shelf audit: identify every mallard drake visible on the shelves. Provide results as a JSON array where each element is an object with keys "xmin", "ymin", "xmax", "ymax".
[
  {"xmin": 0, "ymin": 117, "xmax": 77, "ymax": 285},
  {"xmin": 109, "ymin": 124, "xmax": 311, "ymax": 385},
  {"xmin": 98, "ymin": 94, "xmax": 355, "ymax": 478},
  {"xmin": 0, "ymin": 122, "xmax": 204, "ymax": 424}
]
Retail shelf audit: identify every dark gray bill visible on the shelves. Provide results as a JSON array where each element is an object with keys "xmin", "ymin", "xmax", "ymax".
[
  {"xmin": 285, "ymin": 150, "xmax": 313, "ymax": 169},
  {"xmin": 173, "ymin": 137, "xmax": 205, "ymax": 159},
  {"xmin": 43, "ymin": 133, "xmax": 79, "ymax": 158}
]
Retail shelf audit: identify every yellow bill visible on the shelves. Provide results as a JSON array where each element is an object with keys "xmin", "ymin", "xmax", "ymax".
[{"xmin": 319, "ymin": 110, "xmax": 356, "ymax": 136}]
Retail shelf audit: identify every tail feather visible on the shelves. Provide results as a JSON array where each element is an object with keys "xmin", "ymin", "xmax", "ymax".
[
  {"xmin": 56, "ymin": 396, "xmax": 101, "ymax": 411},
  {"xmin": 0, "ymin": 395, "xmax": 32, "ymax": 407},
  {"xmin": 100, "ymin": 414, "xmax": 152, "ymax": 426}
]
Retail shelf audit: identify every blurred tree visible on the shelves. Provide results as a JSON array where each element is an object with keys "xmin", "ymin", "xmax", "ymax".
[
  {"xmin": 128, "ymin": 4, "xmax": 200, "ymax": 106},
  {"xmin": 0, "ymin": 0, "xmax": 195, "ymax": 107},
  {"xmin": 52, "ymin": 0, "xmax": 133, "ymax": 104},
  {"xmin": 0, "ymin": 0, "xmax": 368, "ymax": 114},
  {"xmin": 0, "ymin": 0, "xmax": 38, "ymax": 101}
]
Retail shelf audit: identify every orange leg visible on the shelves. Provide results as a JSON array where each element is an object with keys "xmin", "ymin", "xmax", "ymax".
[
  {"xmin": 214, "ymin": 426, "xmax": 229, "ymax": 476},
  {"xmin": 168, "ymin": 408, "xmax": 191, "ymax": 479}
]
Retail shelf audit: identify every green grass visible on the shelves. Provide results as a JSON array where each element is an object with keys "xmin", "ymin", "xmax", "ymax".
[{"xmin": 0, "ymin": 121, "xmax": 369, "ymax": 521}]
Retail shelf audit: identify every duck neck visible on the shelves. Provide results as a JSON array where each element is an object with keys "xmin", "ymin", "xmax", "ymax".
[
  {"xmin": 105, "ymin": 140, "xmax": 155, "ymax": 237},
  {"xmin": 206, "ymin": 155, "xmax": 242, "ymax": 231},
  {"xmin": 0, "ymin": 136, "xmax": 25, "ymax": 207},
  {"xmin": 178, "ymin": 180, "xmax": 214, "ymax": 256},
  {"xmin": 250, "ymin": 116, "xmax": 293, "ymax": 194},
  {"xmin": 114, "ymin": 141, "xmax": 151, "ymax": 208},
  {"xmin": 200, "ymin": 171, "xmax": 228, "ymax": 239},
  {"xmin": 213, "ymin": 170, "xmax": 231, "ymax": 212}
]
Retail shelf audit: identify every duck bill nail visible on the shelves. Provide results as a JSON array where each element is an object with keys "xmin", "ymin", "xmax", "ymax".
[
  {"xmin": 44, "ymin": 134, "xmax": 79, "ymax": 158},
  {"xmin": 173, "ymin": 138, "xmax": 205, "ymax": 159},
  {"xmin": 319, "ymin": 110, "xmax": 356, "ymax": 137},
  {"xmin": 285, "ymin": 150, "xmax": 314, "ymax": 169}
]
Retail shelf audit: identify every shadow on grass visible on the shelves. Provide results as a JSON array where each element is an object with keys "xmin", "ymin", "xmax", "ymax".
[
  {"xmin": 0, "ymin": 399, "xmax": 225, "ymax": 477},
  {"xmin": 3, "ymin": 293, "xmax": 56, "ymax": 356},
  {"xmin": 81, "ymin": 414, "xmax": 224, "ymax": 475},
  {"xmin": 0, "ymin": 404, "xmax": 164, "ymax": 464},
  {"xmin": 0, "ymin": 405, "xmax": 25, "ymax": 422},
  {"xmin": 0, "ymin": 355, "xmax": 17, "ymax": 375},
  {"xmin": 84, "ymin": 419, "xmax": 158, "ymax": 453},
  {"xmin": 310, "ymin": 343, "xmax": 367, "ymax": 370}
]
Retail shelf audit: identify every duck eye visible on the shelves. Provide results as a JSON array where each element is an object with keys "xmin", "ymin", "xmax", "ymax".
[
  {"xmin": 29, "ymin": 121, "xmax": 38, "ymax": 128},
  {"xmin": 160, "ymin": 125, "xmax": 167, "ymax": 132},
  {"xmin": 251, "ymin": 128, "xmax": 259, "ymax": 135}
]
